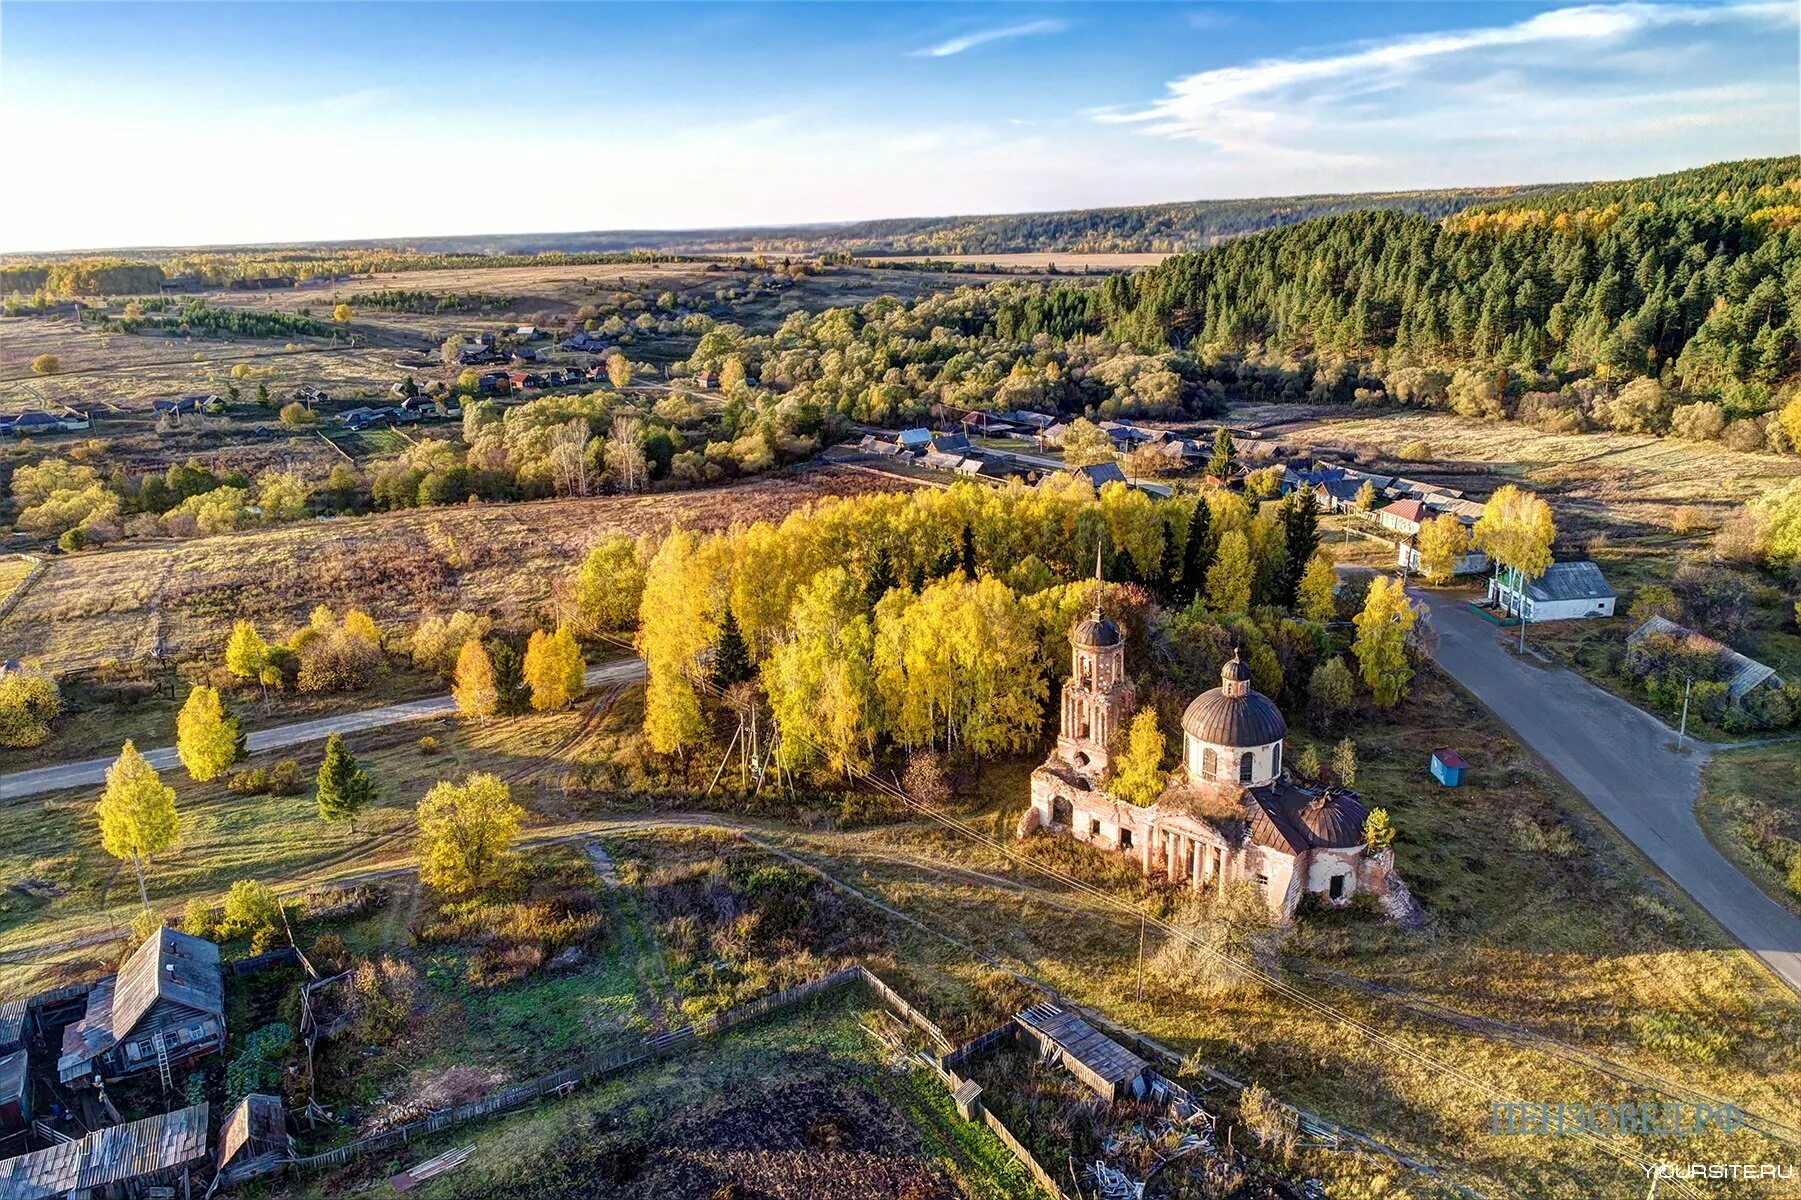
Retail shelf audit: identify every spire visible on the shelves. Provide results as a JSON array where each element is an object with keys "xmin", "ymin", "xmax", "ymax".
[{"xmin": 1091, "ymin": 533, "xmax": 1105, "ymax": 620}]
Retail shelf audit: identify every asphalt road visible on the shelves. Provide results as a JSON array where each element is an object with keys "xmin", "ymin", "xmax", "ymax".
[
  {"xmin": 0, "ymin": 658, "xmax": 649, "ymax": 803},
  {"xmin": 1415, "ymin": 590, "xmax": 1801, "ymax": 996}
]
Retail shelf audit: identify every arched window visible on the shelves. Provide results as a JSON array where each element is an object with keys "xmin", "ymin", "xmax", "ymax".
[
  {"xmin": 1239, "ymin": 751, "xmax": 1255, "ymax": 784},
  {"xmin": 1272, "ymin": 742, "xmax": 1282, "ymax": 776},
  {"xmin": 1201, "ymin": 748, "xmax": 1217, "ymax": 780}
]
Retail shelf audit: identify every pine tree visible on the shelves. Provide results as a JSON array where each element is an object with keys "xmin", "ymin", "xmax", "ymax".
[
  {"xmin": 453, "ymin": 638, "xmax": 499, "ymax": 719},
  {"xmin": 1364, "ymin": 807, "xmax": 1396, "ymax": 852},
  {"xmin": 711, "ymin": 608, "xmax": 753, "ymax": 690},
  {"xmin": 315, "ymin": 732, "xmax": 375, "ymax": 831},
  {"xmin": 1332, "ymin": 738, "xmax": 1358, "ymax": 788},
  {"xmin": 97, "ymin": 741, "xmax": 179, "ymax": 909},
  {"xmin": 176, "ymin": 685, "xmax": 241, "ymax": 782}
]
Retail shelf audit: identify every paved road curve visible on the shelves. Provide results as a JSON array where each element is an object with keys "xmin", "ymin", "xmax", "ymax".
[
  {"xmin": 0, "ymin": 658, "xmax": 649, "ymax": 803},
  {"xmin": 1415, "ymin": 590, "xmax": 1801, "ymax": 996}
]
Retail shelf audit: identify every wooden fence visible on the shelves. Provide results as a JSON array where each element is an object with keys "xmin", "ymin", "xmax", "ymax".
[{"xmin": 286, "ymin": 966, "xmax": 864, "ymax": 1174}]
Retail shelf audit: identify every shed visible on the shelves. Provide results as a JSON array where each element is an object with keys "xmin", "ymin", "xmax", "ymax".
[
  {"xmin": 1626, "ymin": 616, "xmax": 1783, "ymax": 704},
  {"xmin": 0, "ymin": 1000, "xmax": 25, "ymax": 1053},
  {"xmin": 1430, "ymin": 748, "xmax": 1470, "ymax": 788},
  {"xmin": 1013, "ymin": 1003, "xmax": 1148, "ymax": 1103},
  {"xmin": 0, "ymin": 1103, "xmax": 209, "ymax": 1199},
  {"xmin": 0, "ymin": 1049, "xmax": 28, "ymax": 1137},
  {"xmin": 217, "ymin": 1094, "xmax": 290, "ymax": 1176}
]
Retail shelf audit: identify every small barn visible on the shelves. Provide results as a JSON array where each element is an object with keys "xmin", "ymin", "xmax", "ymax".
[
  {"xmin": 216, "ymin": 1094, "xmax": 290, "ymax": 1184},
  {"xmin": 1013, "ymin": 1003, "xmax": 1149, "ymax": 1103},
  {"xmin": 0, "ymin": 1049, "xmax": 28, "ymax": 1138},
  {"xmin": 1430, "ymin": 748, "xmax": 1470, "ymax": 788},
  {"xmin": 1626, "ymin": 616, "xmax": 1784, "ymax": 705},
  {"xmin": 0, "ymin": 1103, "xmax": 210, "ymax": 1200}
]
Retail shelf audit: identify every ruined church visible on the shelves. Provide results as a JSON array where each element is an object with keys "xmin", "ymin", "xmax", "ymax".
[{"xmin": 1019, "ymin": 596, "xmax": 1419, "ymax": 923}]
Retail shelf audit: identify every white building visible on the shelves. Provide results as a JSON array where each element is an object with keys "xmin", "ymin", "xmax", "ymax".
[
  {"xmin": 1398, "ymin": 540, "xmax": 1490, "ymax": 577},
  {"xmin": 1487, "ymin": 560, "xmax": 1615, "ymax": 621}
]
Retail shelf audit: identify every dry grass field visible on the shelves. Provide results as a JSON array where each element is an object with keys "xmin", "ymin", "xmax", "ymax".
[
  {"xmin": 880, "ymin": 251, "xmax": 1172, "ymax": 270},
  {"xmin": 0, "ymin": 466, "xmax": 916, "ymax": 672}
]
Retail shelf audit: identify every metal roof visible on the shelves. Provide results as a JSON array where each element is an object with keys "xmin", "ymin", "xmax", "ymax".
[
  {"xmin": 0, "ymin": 1103, "xmax": 209, "ymax": 1199},
  {"xmin": 1248, "ymin": 781, "xmax": 1370, "ymax": 853},
  {"xmin": 0, "ymin": 1000, "xmax": 24, "ymax": 1052},
  {"xmin": 1526, "ymin": 561, "xmax": 1615, "ymax": 604},
  {"xmin": 0, "ymin": 1049, "xmax": 26, "ymax": 1103},
  {"xmin": 1627, "ymin": 616, "xmax": 1781, "ymax": 702}
]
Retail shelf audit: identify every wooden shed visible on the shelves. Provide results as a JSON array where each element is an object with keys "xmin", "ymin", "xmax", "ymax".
[
  {"xmin": 217, "ymin": 1093, "xmax": 290, "ymax": 1179},
  {"xmin": 1013, "ymin": 1003, "xmax": 1149, "ymax": 1103},
  {"xmin": 0, "ymin": 1102, "xmax": 209, "ymax": 1199},
  {"xmin": 1430, "ymin": 748, "xmax": 1470, "ymax": 788},
  {"xmin": 0, "ymin": 1049, "xmax": 28, "ymax": 1138},
  {"xmin": 0, "ymin": 999, "xmax": 26, "ymax": 1054}
]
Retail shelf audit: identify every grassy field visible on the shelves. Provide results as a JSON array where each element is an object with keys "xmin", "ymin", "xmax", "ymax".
[
  {"xmin": 880, "ymin": 251, "xmax": 1172, "ymax": 270},
  {"xmin": 0, "ymin": 466, "xmax": 915, "ymax": 672},
  {"xmin": 1698, "ymin": 742, "xmax": 1801, "ymax": 919},
  {"xmin": 0, "ymin": 553, "xmax": 39, "ymax": 610},
  {"xmin": 289, "ymin": 987, "xmax": 1041, "ymax": 1200}
]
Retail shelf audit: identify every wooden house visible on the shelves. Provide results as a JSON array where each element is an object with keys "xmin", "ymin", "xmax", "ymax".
[
  {"xmin": 0, "ymin": 1103, "xmax": 210, "ymax": 1199},
  {"xmin": 1376, "ymin": 498, "xmax": 1429, "ymax": 536},
  {"xmin": 57, "ymin": 928, "xmax": 225, "ymax": 1086},
  {"xmin": 1013, "ymin": 1004, "xmax": 1148, "ymax": 1103}
]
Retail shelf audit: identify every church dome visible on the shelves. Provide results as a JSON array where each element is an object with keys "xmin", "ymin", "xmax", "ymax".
[
  {"xmin": 1072, "ymin": 615, "xmax": 1122, "ymax": 648},
  {"xmin": 1300, "ymin": 791, "xmax": 1369, "ymax": 849},
  {"xmin": 1181, "ymin": 653, "xmax": 1287, "ymax": 747}
]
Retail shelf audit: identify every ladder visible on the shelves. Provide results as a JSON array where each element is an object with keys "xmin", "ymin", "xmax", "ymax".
[{"xmin": 152, "ymin": 1032, "xmax": 172, "ymax": 1092}]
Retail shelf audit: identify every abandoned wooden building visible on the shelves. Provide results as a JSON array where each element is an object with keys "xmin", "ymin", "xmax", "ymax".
[
  {"xmin": 57, "ymin": 929, "xmax": 225, "ymax": 1087},
  {"xmin": 0, "ymin": 1103, "xmax": 210, "ymax": 1200},
  {"xmin": 1013, "ymin": 1004, "xmax": 1149, "ymax": 1103},
  {"xmin": 215, "ymin": 1094, "xmax": 290, "ymax": 1186}
]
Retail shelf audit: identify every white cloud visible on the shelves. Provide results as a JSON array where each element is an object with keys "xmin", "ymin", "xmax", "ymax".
[
  {"xmin": 1101, "ymin": 0, "xmax": 1799, "ymax": 165},
  {"xmin": 914, "ymin": 18, "xmax": 1067, "ymax": 58}
]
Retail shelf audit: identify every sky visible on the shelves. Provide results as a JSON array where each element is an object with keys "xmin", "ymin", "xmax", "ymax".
[{"xmin": 2, "ymin": 0, "xmax": 1796, "ymax": 251}]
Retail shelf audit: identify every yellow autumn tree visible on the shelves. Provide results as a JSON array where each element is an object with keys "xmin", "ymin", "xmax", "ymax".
[
  {"xmin": 452, "ymin": 638, "xmax": 499, "ymax": 719},
  {"xmin": 416, "ymin": 773, "xmax": 523, "ymax": 896},
  {"xmin": 638, "ymin": 529, "xmax": 727, "ymax": 755},
  {"xmin": 1297, "ymin": 550, "xmax": 1338, "ymax": 622},
  {"xmin": 1110, "ymin": 708, "xmax": 1167, "ymax": 807},
  {"xmin": 766, "ymin": 568, "xmax": 877, "ymax": 774},
  {"xmin": 1415, "ymin": 514, "xmax": 1471, "ymax": 585},
  {"xmin": 1473, "ymin": 484, "xmax": 1555, "ymax": 602},
  {"xmin": 175, "ymin": 685, "xmax": 241, "ymax": 782},
  {"xmin": 1204, "ymin": 529, "xmax": 1253, "ymax": 613},
  {"xmin": 97, "ymin": 741, "xmax": 180, "ymax": 908},
  {"xmin": 523, "ymin": 625, "xmax": 585, "ymax": 712},
  {"xmin": 1352, "ymin": 575, "xmax": 1420, "ymax": 707}
]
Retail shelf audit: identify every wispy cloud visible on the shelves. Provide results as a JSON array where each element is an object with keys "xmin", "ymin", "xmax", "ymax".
[
  {"xmin": 915, "ymin": 18, "xmax": 1067, "ymax": 58},
  {"xmin": 1100, "ymin": 0, "xmax": 1797, "ymax": 160}
]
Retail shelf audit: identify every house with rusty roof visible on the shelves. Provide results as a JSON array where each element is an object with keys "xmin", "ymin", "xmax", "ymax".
[
  {"xmin": 1021, "ymin": 587, "xmax": 1421, "ymax": 924},
  {"xmin": 57, "ymin": 928, "xmax": 225, "ymax": 1086},
  {"xmin": 0, "ymin": 1103, "xmax": 209, "ymax": 1200}
]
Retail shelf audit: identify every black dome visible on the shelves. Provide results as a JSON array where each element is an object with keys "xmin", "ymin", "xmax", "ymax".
[
  {"xmin": 1300, "ymin": 792, "xmax": 1369, "ymax": 849},
  {"xmin": 1072, "ymin": 616, "xmax": 1121, "ymax": 648},
  {"xmin": 1182, "ymin": 688, "xmax": 1287, "ymax": 747}
]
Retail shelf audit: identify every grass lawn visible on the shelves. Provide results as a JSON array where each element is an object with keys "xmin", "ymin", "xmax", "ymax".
[{"xmin": 1698, "ymin": 742, "xmax": 1801, "ymax": 919}]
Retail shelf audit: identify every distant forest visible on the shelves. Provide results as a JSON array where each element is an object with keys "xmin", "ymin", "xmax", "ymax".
[{"xmin": 999, "ymin": 157, "xmax": 1801, "ymax": 422}]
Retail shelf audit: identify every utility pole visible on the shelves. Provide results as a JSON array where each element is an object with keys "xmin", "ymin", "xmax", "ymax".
[
  {"xmin": 1677, "ymin": 679, "xmax": 1692, "ymax": 753},
  {"xmin": 1136, "ymin": 915, "xmax": 1146, "ymax": 1004}
]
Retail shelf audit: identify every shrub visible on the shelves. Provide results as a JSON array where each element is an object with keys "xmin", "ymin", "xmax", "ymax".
[
  {"xmin": 1790, "ymin": 855, "xmax": 1801, "ymax": 901},
  {"xmin": 0, "ymin": 667, "xmax": 63, "ymax": 748},
  {"xmin": 268, "ymin": 759, "xmax": 304, "ymax": 794},
  {"xmin": 58, "ymin": 527, "xmax": 91, "ymax": 552},
  {"xmin": 221, "ymin": 879, "xmax": 283, "ymax": 939},
  {"xmin": 311, "ymin": 933, "xmax": 349, "ymax": 973},
  {"xmin": 418, "ymin": 735, "xmax": 441, "ymax": 755},
  {"xmin": 182, "ymin": 897, "xmax": 218, "ymax": 940},
  {"xmin": 350, "ymin": 956, "xmax": 421, "ymax": 1044},
  {"xmin": 125, "ymin": 909, "xmax": 164, "ymax": 954},
  {"xmin": 1395, "ymin": 439, "xmax": 1433, "ymax": 462},
  {"xmin": 225, "ymin": 1022, "xmax": 294, "ymax": 1104},
  {"xmin": 226, "ymin": 766, "xmax": 270, "ymax": 795}
]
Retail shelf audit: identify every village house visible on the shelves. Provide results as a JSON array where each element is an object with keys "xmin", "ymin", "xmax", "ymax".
[
  {"xmin": 960, "ymin": 411, "xmax": 1015, "ymax": 435},
  {"xmin": 895, "ymin": 427, "xmax": 934, "ymax": 453},
  {"xmin": 57, "ymin": 928, "xmax": 225, "ymax": 1086},
  {"xmin": 1627, "ymin": 616, "xmax": 1784, "ymax": 705},
  {"xmin": 1376, "ymin": 498, "xmax": 1429, "ymax": 536},
  {"xmin": 1018, "ymin": 599, "xmax": 1418, "ymax": 922},
  {"xmin": 1397, "ymin": 537, "xmax": 1489, "ymax": 577},
  {"xmin": 1488, "ymin": 560, "xmax": 1615, "ymax": 622}
]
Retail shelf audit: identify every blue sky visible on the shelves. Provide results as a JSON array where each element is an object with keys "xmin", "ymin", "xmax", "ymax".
[{"xmin": 3, "ymin": 1, "xmax": 1796, "ymax": 251}]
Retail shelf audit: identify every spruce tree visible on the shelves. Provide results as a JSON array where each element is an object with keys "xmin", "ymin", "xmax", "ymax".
[
  {"xmin": 315, "ymin": 732, "xmax": 375, "ymax": 832},
  {"xmin": 960, "ymin": 525, "xmax": 977, "ymax": 579},
  {"xmin": 1179, "ymin": 498, "xmax": 1212, "ymax": 605},
  {"xmin": 1206, "ymin": 427, "xmax": 1236, "ymax": 479},
  {"xmin": 711, "ymin": 608, "xmax": 753, "ymax": 690},
  {"xmin": 1279, "ymin": 495, "xmax": 1320, "ymax": 608}
]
